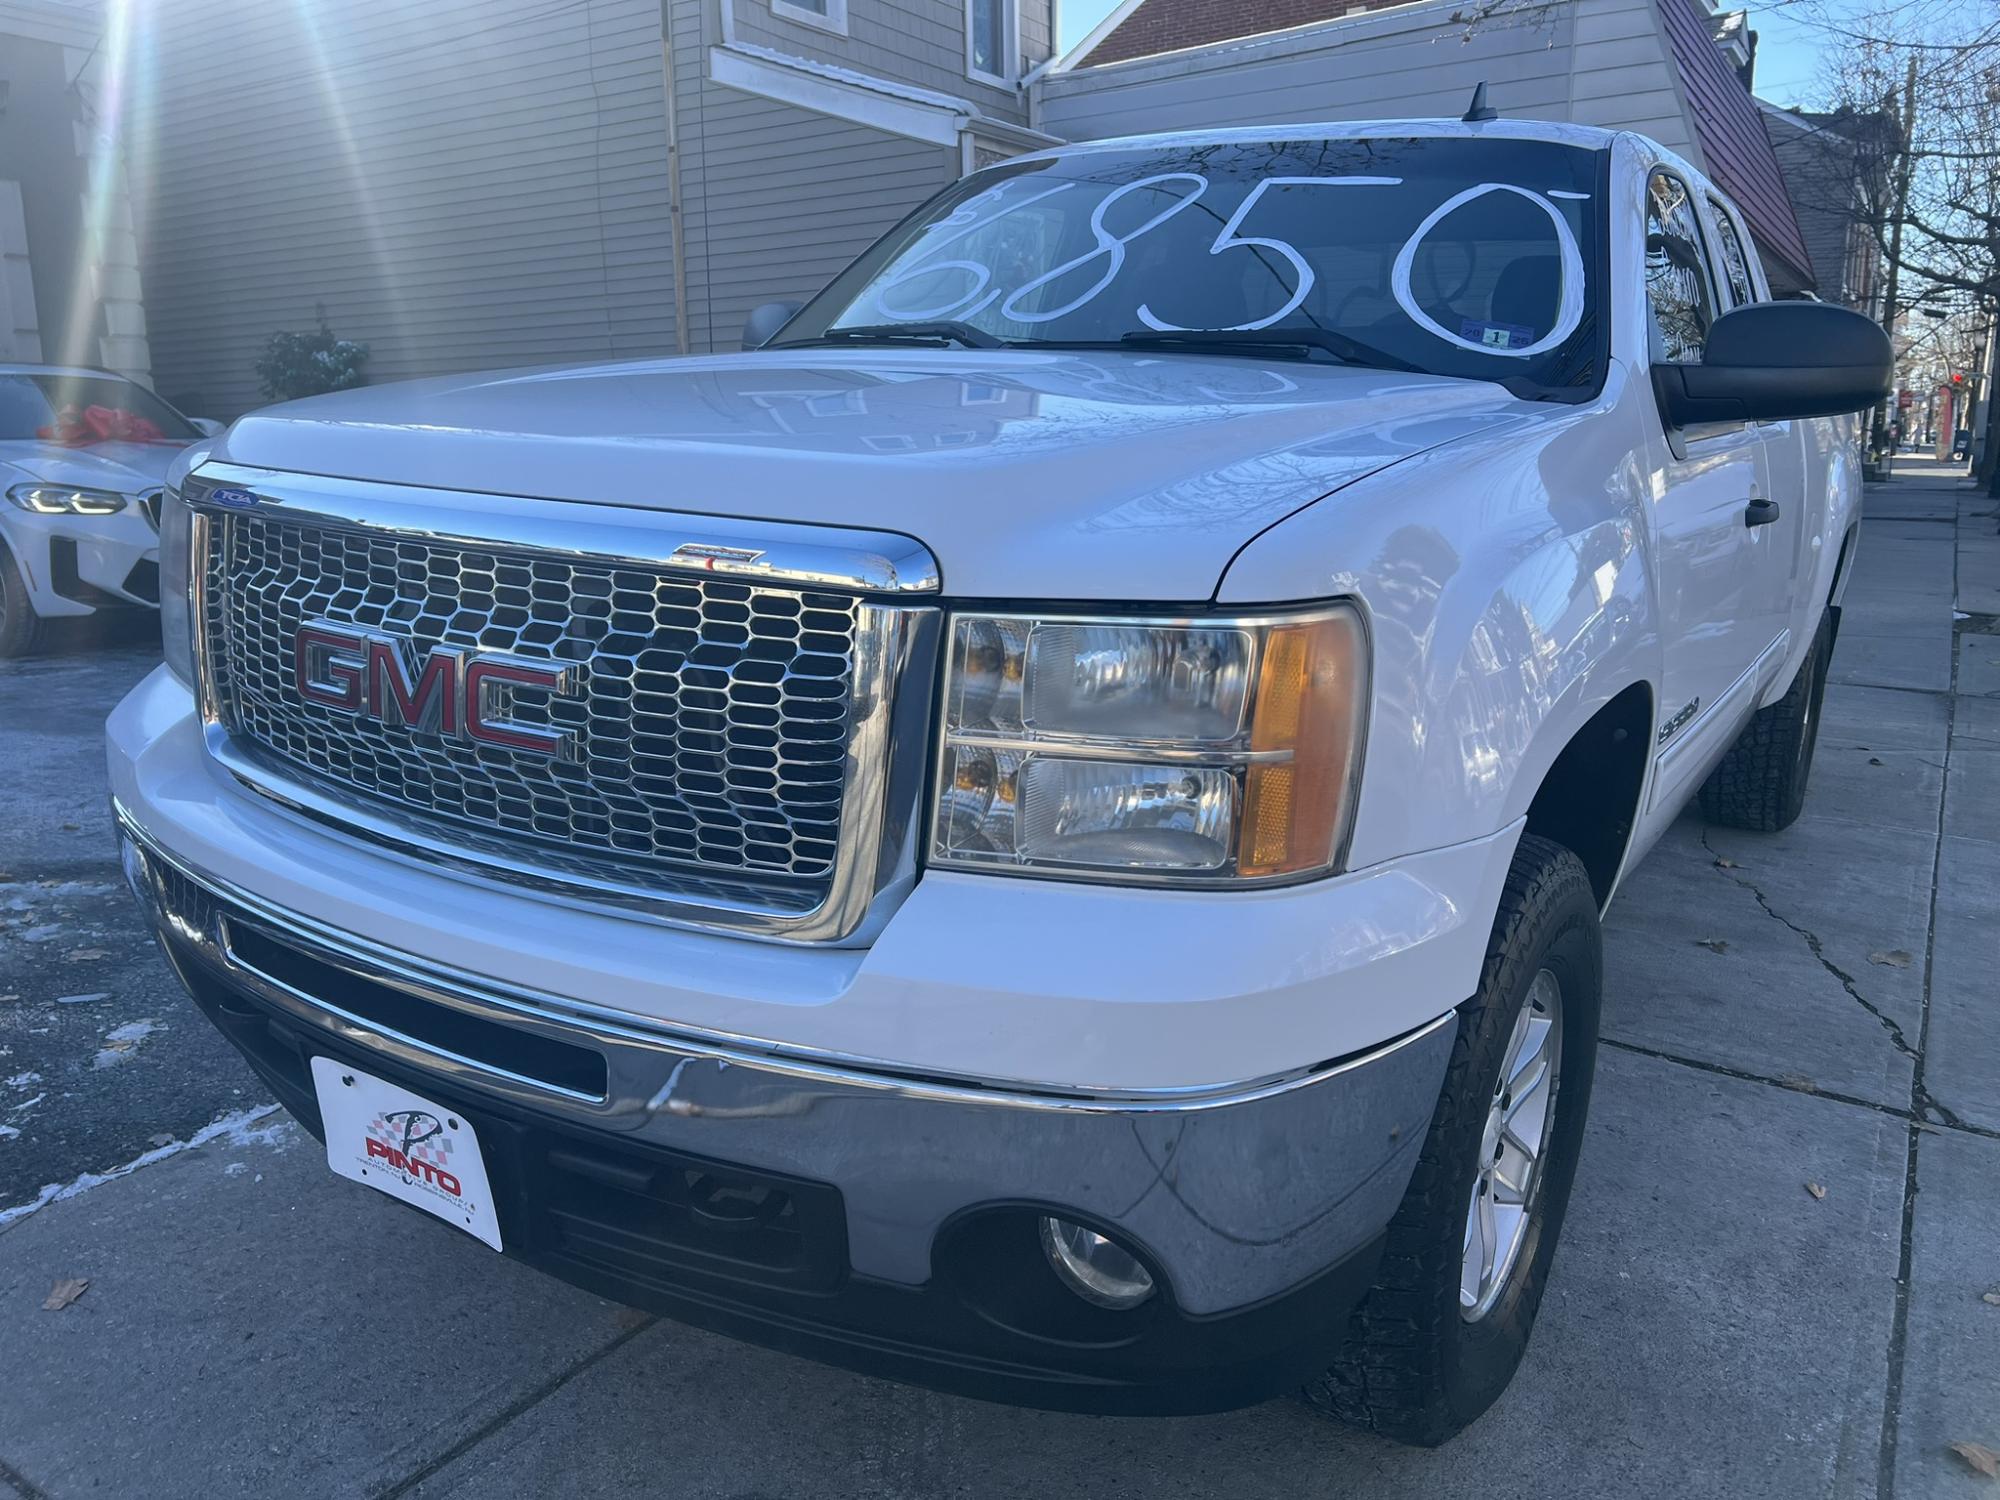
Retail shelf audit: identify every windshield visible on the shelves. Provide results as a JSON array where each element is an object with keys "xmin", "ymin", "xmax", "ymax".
[
  {"xmin": 0, "ymin": 373, "xmax": 200, "ymax": 443},
  {"xmin": 779, "ymin": 136, "xmax": 1605, "ymax": 398}
]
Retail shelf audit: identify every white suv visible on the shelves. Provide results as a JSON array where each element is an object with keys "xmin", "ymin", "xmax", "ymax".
[
  {"xmin": 109, "ymin": 120, "xmax": 1889, "ymax": 1442},
  {"xmin": 0, "ymin": 364, "xmax": 217, "ymax": 656}
]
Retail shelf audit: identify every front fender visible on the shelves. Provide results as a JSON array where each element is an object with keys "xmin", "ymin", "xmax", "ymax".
[{"xmin": 1218, "ymin": 365, "xmax": 1660, "ymax": 871}]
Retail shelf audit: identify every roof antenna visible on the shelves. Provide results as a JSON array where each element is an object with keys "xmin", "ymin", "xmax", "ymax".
[{"xmin": 1462, "ymin": 81, "xmax": 1499, "ymax": 123}]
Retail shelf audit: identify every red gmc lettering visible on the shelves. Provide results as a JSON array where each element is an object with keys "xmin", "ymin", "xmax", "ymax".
[
  {"xmin": 291, "ymin": 619, "xmax": 573, "ymax": 758},
  {"xmin": 464, "ymin": 658, "xmax": 571, "ymax": 756},
  {"xmin": 365, "ymin": 638, "xmax": 460, "ymax": 734},
  {"xmin": 294, "ymin": 623, "xmax": 367, "ymax": 712}
]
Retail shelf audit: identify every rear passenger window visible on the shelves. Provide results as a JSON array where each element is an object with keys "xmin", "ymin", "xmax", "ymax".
[
  {"xmin": 1644, "ymin": 171, "xmax": 1715, "ymax": 363},
  {"xmin": 1708, "ymin": 202, "xmax": 1757, "ymax": 307}
]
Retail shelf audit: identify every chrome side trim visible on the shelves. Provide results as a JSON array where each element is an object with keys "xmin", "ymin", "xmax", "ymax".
[
  {"xmin": 184, "ymin": 462, "xmax": 941, "ymax": 594},
  {"xmin": 185, "ymin": 466, "xmax": 942, "ymax": 946},
  {"xmin": 117, "ymin": 801, "xmax": 1457, "ymax": 1115}
]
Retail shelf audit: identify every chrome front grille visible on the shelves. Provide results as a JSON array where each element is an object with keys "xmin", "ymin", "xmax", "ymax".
[{"xmin": 185, "ymin": 467, "xmax": 938, "ymax": 942}]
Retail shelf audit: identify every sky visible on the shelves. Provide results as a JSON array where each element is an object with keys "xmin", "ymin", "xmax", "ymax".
[{"xmin": 1057, "ymin": 0, "xmax": 1837, "ymax": 107}]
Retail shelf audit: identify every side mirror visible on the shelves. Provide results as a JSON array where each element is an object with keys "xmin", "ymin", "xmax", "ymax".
[
  {"xmin": 1654, "ymin": 301, "xmax": 1893, "ymax": 426},
  {"xmin": 742, "ymin": 300, "xmax": 804, "ymax": 350},
  {"xmin": 190, "ymin": 417, "xmax": 226, "ymax": 437}
]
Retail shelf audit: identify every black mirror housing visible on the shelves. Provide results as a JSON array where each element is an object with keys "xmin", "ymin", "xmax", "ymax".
[
  {"xmin": 1654, "ymin": 301, "xmax": 1893, "ymax": 426},
  {"xmin": 743, "ymin": 299, "xmax": 805, "ymax": 350}
]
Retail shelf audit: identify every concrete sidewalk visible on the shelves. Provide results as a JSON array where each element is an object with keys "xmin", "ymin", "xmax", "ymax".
[{"xmin": 3, "ymin": 460, "xmax": 1996, "ymax": 1499}]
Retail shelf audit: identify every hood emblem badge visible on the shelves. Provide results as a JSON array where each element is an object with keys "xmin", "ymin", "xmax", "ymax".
[{"xmin": 670, "ymin": 542, "xmax": 767, "ymax": 572}]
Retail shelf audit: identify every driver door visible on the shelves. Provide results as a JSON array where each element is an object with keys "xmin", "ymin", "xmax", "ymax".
[{"xmin": 1641, "ymin": 169, "xmax": 1779, "ymax": 811}]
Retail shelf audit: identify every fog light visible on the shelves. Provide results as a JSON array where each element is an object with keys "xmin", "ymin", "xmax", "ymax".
[{"xmin": 1039, "ymin": 1216, "xmax": 1156, "ymax": 1309}]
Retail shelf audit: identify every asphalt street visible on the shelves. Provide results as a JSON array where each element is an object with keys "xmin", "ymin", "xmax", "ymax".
[
  {"xmin": 1, "ymin": 459, "xmax": 1997, "ymax": 1499},
  {"xmin": 0, "ymin": 620, "xmax": 273, "ymax": 1213}
]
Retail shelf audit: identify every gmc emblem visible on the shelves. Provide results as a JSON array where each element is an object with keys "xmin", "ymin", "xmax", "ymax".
[{"xmin": 292, "ymin": 620, "xmax": 577, "ymax": 759}]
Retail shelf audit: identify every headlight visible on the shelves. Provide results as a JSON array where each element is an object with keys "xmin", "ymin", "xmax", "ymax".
[
  {"xmin": 156, "ymin": 446, "xmax": 214, "ymax": 688},
  {"xmin": 932, "ymin": 606, "xmax": 1367, "ymax": 882},
  {"xmin": 6, "ymin": 483, "xmax": 126, "ymax": 515}
]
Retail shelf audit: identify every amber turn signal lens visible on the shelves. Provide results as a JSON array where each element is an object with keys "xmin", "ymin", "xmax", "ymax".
[{"xmin": 1238, "ymin": 612, "xmax": 1366, "ymax": 877}]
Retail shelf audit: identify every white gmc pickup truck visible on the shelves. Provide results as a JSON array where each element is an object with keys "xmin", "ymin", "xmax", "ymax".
[{"xmin": 109, "ymin": 119, "xmax": 1889, "ymax": 1443}]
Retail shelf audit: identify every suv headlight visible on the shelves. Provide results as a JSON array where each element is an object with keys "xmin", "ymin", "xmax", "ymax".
[
  {"xmin": 931, "ymin": 606, "xmax": 1367, "ymax": 883},
  {"xmin": 7, "ymin": 483, "xmax": 126, "ymax": 515}
]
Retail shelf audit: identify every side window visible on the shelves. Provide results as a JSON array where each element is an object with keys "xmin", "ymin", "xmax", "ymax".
[
  {"xmin": 1708, "ymin": 201, "xmax": 1757, "ymax": 308},
  {"xmin": 1644, "ymin": 171, "xmax": 1716, "ymax": 364}
]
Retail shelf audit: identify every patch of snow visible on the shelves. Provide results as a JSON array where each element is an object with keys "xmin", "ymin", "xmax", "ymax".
[
  {"xmin": 19, "ymin": 925, "xmax": 63, "ymax": 942},
  {"xmin": 223, "ymin": 1161, "xmax": 248, "ymax": 1177},
  {"xmin": 93, "ymin": 1019, "xmax": 162, "ymax": 1069},
  {"xmin": 0, "ymin": 1125, "xmax": 18, "ymax": 1140},
  {"xmin": 0, "ymin": 1105, "xmax": 290, "ymax": 1232},
  {"xmin": 55, "ymin": 992, "xmax": 109, "ymax": 1005},
  {"xmin": 9, "ymin": 1094, "xmax": 44, "ymax": 1115},
  {"xmin": 4, "ymin": 1071, "xmax": 40, "ymax": 1089}
]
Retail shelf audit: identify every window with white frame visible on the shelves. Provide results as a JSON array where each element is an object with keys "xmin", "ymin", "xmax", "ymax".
[
  {"xmin": 967, "ymin": 0, "xmax": 1015, "ymax": 83},
  {"xmin": 772, "ymin": 0, "xmax": 847, "ymax": 35}
]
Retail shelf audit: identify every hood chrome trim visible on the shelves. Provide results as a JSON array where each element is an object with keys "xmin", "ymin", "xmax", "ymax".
[{"xmin": 184, "ymin": 461, "xmax": 941, "ymax": 594}]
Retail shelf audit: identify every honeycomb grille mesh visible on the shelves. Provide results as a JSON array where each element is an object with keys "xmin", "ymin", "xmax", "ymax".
[{"xmin": 202, "ymin": 513, "xmax": 860, "ymax": 891}]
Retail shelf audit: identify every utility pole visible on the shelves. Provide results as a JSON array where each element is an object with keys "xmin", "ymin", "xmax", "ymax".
[{"xmin": 1874, "ymin": 55, "xmax": 1921, "ymax": 479}]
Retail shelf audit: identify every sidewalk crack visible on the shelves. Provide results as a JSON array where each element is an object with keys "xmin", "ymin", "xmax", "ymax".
[{"xmin": 1697, "ymin": 829, "xmax": 1964, "ymax": 1130}]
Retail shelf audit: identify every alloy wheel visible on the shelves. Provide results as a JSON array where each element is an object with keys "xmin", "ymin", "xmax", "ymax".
[{"xmin": 1460, "ymin": 968, "xmax": 1563, "ymax": 1322}]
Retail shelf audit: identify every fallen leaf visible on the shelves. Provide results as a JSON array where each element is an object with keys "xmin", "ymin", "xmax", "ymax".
[
  {"xmin": 1950, "ymin": 1441, "xmax": 2000, "ymax": 1479},
  {"xmin": 64, "ymin": 948, "xmax": 110, "ymax": 962},
  {"xmin": 1777, "ymin": 1073, "xmax": 1820, "ymax": 1094},
  {"xmin": 1868, "ymin": 950, "xmax": 1914, "ymax": 969},
  {"xmin": 1982, "ymin": 1289, "xmax": 2000, "ymax": 1307},
  {"xmin": 1805, "ymin": 1182, "xmax": 1827, "ymax": 1200},
  {"xmin": 53, "ymin": 993, "xmax": 109, "ymax": 1005},
  {"xmin": 1713, "ymin": 857, "xmax": 1739, "ymax": 869},
  {"xmin": 42, "ymin": 1277, "xmax": 89, "ymax": 1311},
  {"xmin": 59, "ymin": 822, "xmax": 79, "ymax": 832},
  {"xmin": 147, "ymin": 1132, "xmax": 174, "ymax": 1148},
  {"xmin": 1696, "ymin": 938, "xmax": 1730, "ymax": 954},
  {"xmin": 1868, "ymin": 757, "xmax": 1885, "ymax": 767}
]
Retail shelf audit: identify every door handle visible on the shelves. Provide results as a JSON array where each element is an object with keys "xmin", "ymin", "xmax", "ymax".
[{"xmin": 1745, "ymin": 498, "xmax": 1781, "ymax": 528}]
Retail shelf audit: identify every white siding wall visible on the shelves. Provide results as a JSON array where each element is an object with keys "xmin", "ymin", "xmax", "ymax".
[
  {"xmin": 0, "ymin": 181, "xmax": 41, "ymax": 362},
  {"xmin": 681, "ymin": 69, "xmax": 958, "ymax": 351},
  {"xmin": 1040, "ymin": 0, "xmax": 1693, "ymax": 160},
  {"xmin": 141, "ymin": 0, "xmax": 681, "ymax": 416},
  {"xmin": 726, "ymin": 0, "xmax": 1055, "ymax": 125}
]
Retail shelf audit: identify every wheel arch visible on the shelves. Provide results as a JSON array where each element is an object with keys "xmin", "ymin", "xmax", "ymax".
[{"xmin": 1518, "ymin": 680, "xmax": 1654, "ymax": 910}]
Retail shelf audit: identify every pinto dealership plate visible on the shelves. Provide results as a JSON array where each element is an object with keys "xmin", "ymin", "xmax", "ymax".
[{"xmin": 309, "ymin": 1057, "xmax": 501, "ymax": 1251}]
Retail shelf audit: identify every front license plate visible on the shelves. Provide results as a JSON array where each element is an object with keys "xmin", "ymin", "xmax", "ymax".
[{"xmin": 309, "ymin": 1056, "xmax": 502, "ymax": 1250}]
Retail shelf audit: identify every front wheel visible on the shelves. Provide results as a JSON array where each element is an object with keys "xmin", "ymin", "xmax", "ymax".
[
  {"xmin": 0, "ymin": 547, "xmax": 43, "ymax": 659},
  {"xmin": 1306, "ymin": 833, "xmax": 1602, "ymax": 1446}
]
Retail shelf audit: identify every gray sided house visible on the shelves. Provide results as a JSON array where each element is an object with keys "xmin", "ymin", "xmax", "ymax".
[
  {"xmin": 1760, "ymin": 103, "xmax": 1895, "ymax": 315},
  {"xmin": 133, "ymin": 0, "xmax": 1821, "ymax": 417},
  {"xmin": 0, "ymin": 0, "xmax": 152, "ymax": 376},
  {"xmin": 135, "ymin": 0, "xmax": 1055, "ymax": 417}
]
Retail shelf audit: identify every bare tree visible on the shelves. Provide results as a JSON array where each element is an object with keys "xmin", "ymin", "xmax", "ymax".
[{"xmin": 1802, "ymin": 4, "xmax": 2000, "ymax": 481}]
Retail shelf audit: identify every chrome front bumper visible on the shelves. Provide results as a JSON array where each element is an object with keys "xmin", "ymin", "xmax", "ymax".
[{"xmin": 120, "ymin": 811, "xmax": 1453, "ymax": 1322}]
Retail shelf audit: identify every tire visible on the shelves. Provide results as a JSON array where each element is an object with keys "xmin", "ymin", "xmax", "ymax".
[
  {"xmin": 0, "ymin": 547, "xmax": 43, "ymax": 659},
  {"xmin": 1696, "ymin": 607, "xmax": 1834, "ymax": 833},
  {"xmin": 1306, "ymin": 833, "xmax": 1602, "ymax": 1446}
]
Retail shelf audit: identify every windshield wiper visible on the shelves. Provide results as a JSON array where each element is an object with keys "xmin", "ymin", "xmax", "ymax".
[
  {"xmin": 773, "ymin": 321, "xmax": 1001, "ymax": 350},
  {"xmin": 1111, "ymin": 328, "xmax": 1426, "ymax": 374}
]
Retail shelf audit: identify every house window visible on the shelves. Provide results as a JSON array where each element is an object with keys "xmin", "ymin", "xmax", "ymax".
[
  {"xmin": 1644, "ymin": 170, "xmax": 1716, "ymax": 364},
  {"xmin": 772, "ymin": 0, "xmax": 847, "ymax": 36},
  {"xmin": 967, "ymin": 0, "xmax": 1015, "ymax": 83}
]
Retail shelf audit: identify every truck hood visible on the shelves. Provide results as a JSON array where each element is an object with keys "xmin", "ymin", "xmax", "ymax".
[
  {"xmin": 0, "ymin": 439, "xmax": 200, "ymax": 494},
  {"xmin": 213, "ymin": 350, "xmax": 1539, "ymax": 600}
]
